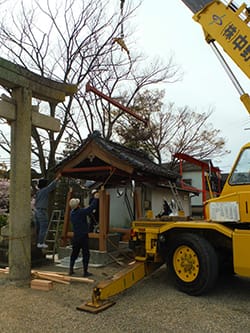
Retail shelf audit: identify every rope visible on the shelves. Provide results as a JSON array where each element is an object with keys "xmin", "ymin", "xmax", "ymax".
[
  {"xmin": 1, "ymin": 235, "xmax": 28, "ymax": 241},
  {"xmin": 107, "ymin": 237, "xmax": 133, "ymax": 261},
  {"xmin": 1, "ymin": 234, "xmax": 31, "ymax": 269},
  {"xmin": 112, "ymin": 0, "xmax": 130, "ymax": 60},
  {"xmin": 102, "ymin": 167, "xmax": 116, "ymax": 188},
  {"xmin": 120, "ymin": 0, "xmax": 125, "ymax": 38}
]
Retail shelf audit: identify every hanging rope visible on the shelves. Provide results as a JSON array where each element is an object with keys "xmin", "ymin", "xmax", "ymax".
[
  {"xmin": 101, "ymin": 167, "xmax": 117, "ymax": 189},
  {"xmin": 120, "ymin": 0, "xmax": 125, "ymax": 38},
  {"xmin": 113, "ymin": 37, "xmax": 130, "ymax": 57},
  {"xmin": 112, "ymin": 0, "xmax": 130, "ymax": 59}
]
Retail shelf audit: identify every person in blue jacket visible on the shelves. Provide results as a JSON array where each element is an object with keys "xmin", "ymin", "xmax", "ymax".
[
  {"xmin": 69, "ymin": 192, "xmax": 99, "ymax": 277},
  {"xmin": 35, "ymin": 173, "xmax": 61, "ymax": 248}
]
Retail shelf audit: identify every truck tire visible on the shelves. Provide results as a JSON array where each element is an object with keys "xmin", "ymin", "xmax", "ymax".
[{"xmin": 168, "ymin": 233, "xmax": 218, "ymax": 296}]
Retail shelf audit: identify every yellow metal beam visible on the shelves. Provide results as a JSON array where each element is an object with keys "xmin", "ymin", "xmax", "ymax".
[
  {"xmin": 77, "ymin": 262, "xmax": 146, "ymax": 313},
  {"xmin": 193, "ymin": 1, "xmax": 250, "ymax": 78}
]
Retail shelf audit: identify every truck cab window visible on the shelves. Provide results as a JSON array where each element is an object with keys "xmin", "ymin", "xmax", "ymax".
[{"xmin": 229, "ymin": 148, "xmax": 250, "ymax": 185}]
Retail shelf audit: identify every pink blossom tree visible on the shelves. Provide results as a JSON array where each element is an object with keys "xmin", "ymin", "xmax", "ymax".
[{"xmin": 0, "ymin": 178, "xmax": 9, "ymax": 213}]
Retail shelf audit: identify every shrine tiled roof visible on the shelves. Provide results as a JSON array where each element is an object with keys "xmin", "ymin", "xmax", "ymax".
[{"xmin": 56, "ymin": 131, "xmax": 180, "ymax": 183}]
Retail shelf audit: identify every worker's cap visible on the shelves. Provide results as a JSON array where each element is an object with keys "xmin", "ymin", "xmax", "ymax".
[
  {"xmin": 38, "ymin": 178, "xmax": 48, "ymax": 189},
  {"xmin": 69, "ymin": 198, "xmax": 80, "ymax": 209},
  {"xmin": 91, "ymin": 189, "xmax": 98, "ymax": 195}
]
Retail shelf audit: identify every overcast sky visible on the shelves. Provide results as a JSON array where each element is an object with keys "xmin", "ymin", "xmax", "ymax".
[
  {"xmin": 135, "ymin": 0, "xmax": 250, "ymax": 173},
  {"xmin": 1, "ymin": 0, "xmax": 249, "ymax": 173}
]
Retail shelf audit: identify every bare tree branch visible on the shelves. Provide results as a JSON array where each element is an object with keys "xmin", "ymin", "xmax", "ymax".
[{"xmin": 0, "ymin": 0, "xmax": 181, "ymax": 175}]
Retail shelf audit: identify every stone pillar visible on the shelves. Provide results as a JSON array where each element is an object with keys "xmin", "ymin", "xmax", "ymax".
[{"xmin": 9, "ymin": 87, "xmax": 32, "ymax": 281}]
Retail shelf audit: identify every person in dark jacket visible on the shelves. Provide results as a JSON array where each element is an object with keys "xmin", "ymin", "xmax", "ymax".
[
  {"xmin": 156, "ymin": 199, "xmax": 172, "ymax": 218},
  {"xmin": 35, "ymin": 173, "xmax": 61, "ymax": 248},
  {"xmin": 69, "ymin": 192, "xmax": 99, "ymax": 277}
]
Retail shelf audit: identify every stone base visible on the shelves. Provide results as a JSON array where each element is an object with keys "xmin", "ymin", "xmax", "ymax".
[
  {"xmin": 56, "ymin": 256, "xmax": 82, "ymax": 269},
  {"xmin": 57, "ymin": 233, "xmax": 121, "ymax": 267},
  {"xmin": 89, "ymin": 249, "xmax": 114, "ymax": 267},
  {"xmin": 57, "ymin": 246, "xmax": 72, "ymax": 260},
  {"xmin": 57, "ymin": 248, "xmax": 115, "ymax": 268}
]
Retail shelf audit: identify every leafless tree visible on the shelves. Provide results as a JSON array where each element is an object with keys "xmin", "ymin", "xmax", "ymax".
[
  {"xmin": 0, "ymin": 0, "xmax": 181, "ymax": 176},
  {"xmin": 115, "ymin": 89, "xmax": 229, "ymax": 165}
]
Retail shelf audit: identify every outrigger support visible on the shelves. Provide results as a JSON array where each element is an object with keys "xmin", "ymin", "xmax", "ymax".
[{"xmin": 77, "ymin": 260, "xmax": 162, "ymax": 313}]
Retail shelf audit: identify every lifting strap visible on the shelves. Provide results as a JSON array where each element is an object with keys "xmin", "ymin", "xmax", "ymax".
[{"xmin": 113, "ymin": 0, "xmax": 130, "ymax": 59}]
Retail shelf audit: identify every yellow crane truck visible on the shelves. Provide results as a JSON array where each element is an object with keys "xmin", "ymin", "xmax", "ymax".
[{"xmin": 79, "ymin": 0, "xmax": 250, "ymax": 313}]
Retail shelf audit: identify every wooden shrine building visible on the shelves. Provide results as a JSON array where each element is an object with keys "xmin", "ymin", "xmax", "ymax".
[{"xmin": 56, "ymin": 131, "xmax": 182, "ymax": 252}]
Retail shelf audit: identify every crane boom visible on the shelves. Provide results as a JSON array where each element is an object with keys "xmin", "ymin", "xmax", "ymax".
[
  {"xmin": 181, "ymin": 0, "xmax": 213, "ymax": 13},
  {"xmin": 181, "ymin": 0, "xmax": 250, "ymax": 112},
  {"xmin": 182, "ymin": 0, "xmax": 250, "ymax": 78}
]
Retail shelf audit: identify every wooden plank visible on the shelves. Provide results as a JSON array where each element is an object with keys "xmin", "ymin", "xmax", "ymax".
[
  {"xmin": 31, "ymin": 279, "xmax": 53, "ymax": 286},
  {"xmin": 31, "ymin": 270, "xmax": 94, "ymax": 284},
  {"xmin": 65, "ymin": 275, "xmax": 94, "ymax": 283},
  {"xmin": 31, "ymin": 279, "xmax": 53, "ymax": 291},
  {"xmin": 31, "ymin": 285, "xmax": 52, "ymax": 291},
  {"xmin": 32, "ymin": 272, "xmax": 70, "ymax": 285}
]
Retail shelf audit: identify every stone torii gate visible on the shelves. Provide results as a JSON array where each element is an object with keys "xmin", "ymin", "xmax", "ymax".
[{"xmin": 0, "ymin": 57, "xmax": 77, "ymax": 281}]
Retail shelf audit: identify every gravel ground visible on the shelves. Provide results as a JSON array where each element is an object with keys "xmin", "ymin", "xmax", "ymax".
[{"xmin": 1, "ymin": 261, "xmax": 250, "ymax": 333}]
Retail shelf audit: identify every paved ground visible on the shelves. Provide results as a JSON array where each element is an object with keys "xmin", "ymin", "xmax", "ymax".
[{"xmin": 1, "ymin": 254, "xmax": 250, "ymax": 333}]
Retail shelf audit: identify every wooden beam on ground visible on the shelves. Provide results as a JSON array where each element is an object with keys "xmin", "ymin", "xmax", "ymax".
[
  {"xmin": 31, "ymin": 270, "xmax": 94, "ymax": 284},
  {"xmin": 30, "ymin": 279, "xmax": 53, "ymax": 291},
  {"xmin": 32, "ymin": 272, "xmax": 70, "ymax": 285}
]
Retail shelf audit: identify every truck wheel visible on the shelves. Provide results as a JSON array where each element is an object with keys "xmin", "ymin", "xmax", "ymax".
[{"xmin": 168, "ymin": 233, "xmax": 218, "ymax": 296}]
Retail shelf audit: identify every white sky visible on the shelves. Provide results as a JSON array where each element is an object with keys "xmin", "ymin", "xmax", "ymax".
[
  {"xmin": 1, "ymin": 0, "xmax": 250, "ymax": 173},
  {"xmin": 134, "ymin": 0, "xmax": 250, "ymax": 173}
]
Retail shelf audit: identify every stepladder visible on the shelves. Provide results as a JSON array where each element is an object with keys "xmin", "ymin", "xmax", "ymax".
[{"xmin": 44, "ymin": 209, "xmax": 63, "ymax": 261}]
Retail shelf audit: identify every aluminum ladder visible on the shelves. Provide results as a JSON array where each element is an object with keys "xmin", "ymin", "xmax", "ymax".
[
  {"xmin": 44, "ymin": 209, "xmax": 63, "ymax": 261},
  {"xmin": 168, "ymin": 181, "xmax": 185, "ymax": 216}
]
